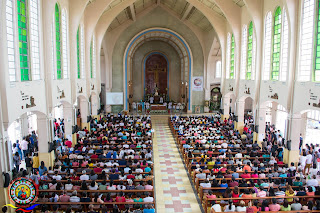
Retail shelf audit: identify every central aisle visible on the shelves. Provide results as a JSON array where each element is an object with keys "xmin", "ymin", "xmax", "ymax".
[{"xmin": 152, "ymin": 116, "xmax": 202, "ymax": 213}]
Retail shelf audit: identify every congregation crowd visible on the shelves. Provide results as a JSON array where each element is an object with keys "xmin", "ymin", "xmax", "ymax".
[
  {"xmin": 170, "ymin": 114, "xmax": 320, "ymax": 213},
  {"xmin": 10, "ymin": 114, "xmax": 155, "ymax": 213}
]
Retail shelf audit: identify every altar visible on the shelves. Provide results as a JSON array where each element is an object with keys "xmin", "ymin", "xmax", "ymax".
[{"xmin": 151, "ymin": 104, "xmax": 167, "ymax": 111}]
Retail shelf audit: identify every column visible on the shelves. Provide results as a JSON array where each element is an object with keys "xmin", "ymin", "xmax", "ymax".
[
  {"xmin": 300, "ymin": 113, "xmax": 308, "ymax": 139},
  {"xmin": 223, "ymin": 96, "xmax": 230, "ymax": 119},
  {"xmin": 80, "ymin": 98, "xmax": 89, "ymax": 130},
  {"xmin": 286, "ymin": 113, "xmax": 301, "ymax": 164},
  {"xmin": 63, "ymin": 105, "xmax": 73, "ymax": 140},
  {"xmin": 37, "ymin": 114, "xmax": 52, "ymax": 168},
  {"xmin": 236, "ymin": 100, "xmax": 245, "ymax": 133},
  {"xmin": 19, "ymin": 115, "xmax": 29, "ymax": 138},
  {"xmin": 271, "ymin": 102, "xmax": 278, "ymax": 125},
  {"xmin": 204, "ymin": 88, "xmax": 210, "ymax": 113},
  {"xmin": 91, "ymin": 97, "xmax": 98, "ymax": 116},
  {"xmin": 257, "ymin": 106, "xmax": 267, "ymax": 144}
]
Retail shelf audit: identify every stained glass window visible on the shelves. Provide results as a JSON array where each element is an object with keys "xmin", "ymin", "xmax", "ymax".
[
  {"xmin": 17, "ymin": 0, "xmax": 30, "ymax": 81},
  {"xmin": 29, "ymin": 0, "xmax": 40, "ymax": 80},
  {"xmin": 6, "ymin": 0, "xmax": 16, "ymax": 81},
  {"xmin": 299, "ymin": 0, "xmax": 315, "ymax": 81},
  {"xmin": 80, "ymin": 26, "xmax": 85, "ymax": 79},
  {"xmin": 55, "ymin": 3, "xmax": 62, "ymax": 79},
  {"xmin": 62, "ymin": 10, "xmax": 68, "ymax": 79},
  {"xmin": 216, "ymin": 61, "xmax": 222, "ymax": 78},
  {"xmin": 77, "ymin": 27, "xmax": 80, "ymax": 79},
  {"xmin": 263, "ymin": 12, "xmax": 272, "ymax": 80},
  {"xmin": 252, "ymin": 30, "xmax": 256, "ymax": 80},
  {"xmin": 230, "ymin": 35, "xmax": 235, "ymax": 79},
  {"xmin": 314, "ymin": 0, "xmax": 320, "ymax": 81},
  {"xmin": 226, "ymin": 33, "xmax": 231, "ymax": 79},
  {"xmin": 240, "ymin": 25, "xmax": 247, "ymax": 80},
  {"xmin": 271, "ymin": 7, "xmax": 282, "ymax": 81},
  {"xmin": 246, "ymin": 22, "xmax": 253, "ymax": 80},
  {"xmin": 280, "ymin": 9, "xmax": 289, "ymax": 81},
  {"xmin": 90, "ymin": 36, "xmax": 96, "ymax": 78}
]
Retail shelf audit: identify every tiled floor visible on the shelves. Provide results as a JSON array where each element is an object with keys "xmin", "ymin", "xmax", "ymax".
[{"xmin": 152, "ymin": 116, "xmax": 202, "ymax": 213}]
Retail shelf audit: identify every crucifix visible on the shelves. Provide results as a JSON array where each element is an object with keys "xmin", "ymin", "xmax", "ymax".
[{"xmin": 148, "ymin": 64, "xmax": 166, "ymax": 88}]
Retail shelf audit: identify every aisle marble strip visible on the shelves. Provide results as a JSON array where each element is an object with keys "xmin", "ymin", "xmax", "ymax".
[{"xmin": 152, "ymin": 116, "xmax": 202, "ymax": 213}]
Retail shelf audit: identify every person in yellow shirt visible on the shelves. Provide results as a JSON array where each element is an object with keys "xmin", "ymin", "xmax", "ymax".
[
  {"xmin": 32, "ymin": 153, "xmax": 39, "ymax": 172},
  {"xmin": 207, "ymin": 157, "xmax": 215, "ymax": 169}
]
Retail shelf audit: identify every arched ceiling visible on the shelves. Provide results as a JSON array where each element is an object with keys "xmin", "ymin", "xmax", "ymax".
[{"xmin": 106, "ymin": 0, "xmax": 219, "ymax": 32}]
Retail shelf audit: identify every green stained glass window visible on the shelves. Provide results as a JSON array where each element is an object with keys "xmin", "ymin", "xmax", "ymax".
[
  {"xmin": 246, "ymin": 22, "xmax": 253, "ymax": 80},
  {"xmin": 230, "ymin": 35, "xmax": 235, "ymax": 79},
  {"xmin": 90, "ymin": 39, "xmax": 93, "ymax": 78},
  {"xmin": 314, "ymin": 0, "xmax": 320, "ymax": 81},
  {"xmin": 271, "ymin": 7, "xmax": 282, "ymax": 81},
  {"xmin": 77, "ymin": 27, "xmax": 80, "ymax": 79},
  {"xmin": 17, "ymin": 0, "xmax": 30, "ymax": 81},
  {"xmin": 55, "ymin": 3, "xmax": 62, "ymax": 79}
]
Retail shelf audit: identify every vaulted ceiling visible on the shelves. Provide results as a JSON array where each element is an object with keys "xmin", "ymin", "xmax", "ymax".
[{"xmin": 104, "ymin": 0, "xmax": 245, "ymax": 32}]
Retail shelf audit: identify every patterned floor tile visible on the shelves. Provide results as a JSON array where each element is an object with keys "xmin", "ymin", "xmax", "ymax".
[{"xmin": 152, "ymin": 116, "xmax": 201, "ymax": 213}]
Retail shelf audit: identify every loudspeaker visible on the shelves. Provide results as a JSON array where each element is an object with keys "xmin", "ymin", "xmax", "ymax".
[
  {"xmin": 254, "ymin": 125, "xmax": 259, "ymax": 133},
  {"xmin": 234, "ymin": 116, "xmax": 238, "ymax": 122},
  {"xmin": 87, "ymin": 116, "xmax": 92, "ymax": 123},
  {"xmin": 287, "ymin": 140, "xmax": 291, "ymax": 150},
  {"xmin": 3, "ymin": 172, "xmax": 10, "ymax": 187},
  {"xmin": 72, "ymin": 125, "xmax": 78, "ymax": 134}
]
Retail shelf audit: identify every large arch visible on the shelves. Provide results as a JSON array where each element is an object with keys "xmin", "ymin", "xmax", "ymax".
[{"xmin": 123, "ymin": 28, "xmax": 193, "ymax": 111}]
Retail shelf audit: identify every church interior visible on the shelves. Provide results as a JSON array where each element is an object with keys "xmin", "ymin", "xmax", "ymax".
[{"xmin": 1, "ymin": 0, "xmax": 320, "ymax": 212}]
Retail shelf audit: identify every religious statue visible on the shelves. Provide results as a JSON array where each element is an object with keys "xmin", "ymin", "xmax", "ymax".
[{"xmin": 154, "ymin": 86, "xmax": 159, "ymax": 96}]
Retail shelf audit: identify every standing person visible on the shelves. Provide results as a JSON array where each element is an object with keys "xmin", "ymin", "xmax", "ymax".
[
  {"xmin": 31, "ymin": 131, "xmax": 38, "ymax": 151},
  {"xmin": 305, "ymin": 151, "xmax": 313, "ymax": 174},
  {"xmin": 13, "ymin": 152, "xmax": 21, "ymax": 172},
  {"xmin": 25, "ymin": 154, "xmax": 33, "ymax": 174},
  {"xmin": 20, "ymin": 137, "xmax": 29, "ymax": 160},
  {"xmin": 32, "ymin": 153, "xmax": 39, "ymax": 172}
]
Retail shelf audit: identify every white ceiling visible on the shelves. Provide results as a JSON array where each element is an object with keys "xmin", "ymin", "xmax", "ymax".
[{"xmin": 107, "ymin": 0, "xmax": 220, "ymax": 32}]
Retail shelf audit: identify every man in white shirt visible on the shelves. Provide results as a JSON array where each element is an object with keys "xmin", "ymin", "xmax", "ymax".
[
  {"xmin": 143, "ymin": 193, "xmax": 154, "ymax": 202},
  {"xmin": 52, "ymin": 171, "xmax": 62, "ymax": 180},
  {"xmin": 306, "ymin": 175, "xmax": 319, "ymax": 187},
  {"xmin": 305, "ymin": 151, "xmax": 313, "ymax": 174},
  {"xmin": 211, "ymin": 200, "xmax": 222, "ymax": 212},
  {"xmin": 80, "ymin": 170, "xmax": 89, "ymax": 180},
  {"xmin": 149, "ymin": 96, "xmax": 154, "ymax": 104},
  {"xmin": 20, "ymin": 138, "xmax": 29, "ymax": 159}
]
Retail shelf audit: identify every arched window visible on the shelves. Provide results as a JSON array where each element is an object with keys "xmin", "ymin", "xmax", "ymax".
[
  {"xmin": 230, "ymin": 34, "xmax": 235, "ymax": 79},
  {"xmin": 51, "ymin": 23, "xmax": 55, "ymax": 79},
  {"xmin": 226, "ymin": 33, "xmax": 231, "ymax": 79},
  {"xmin": 29, "ymin": 0, "xmax": 40, "ymax": 80},
  {"xmin": 280, "ymin": 9, "xmax": 289, "ymax": 81},
  {"xmin": 6, "ymin": 0, "xmax": 16, "ymax": 82},
  {"xmin": 240, "ymin": 25, "xmax": 247, "ymax": 80},
  {"xmin": 246, "ymin": 22, "xmax": 254, "ymax": 80},
  {"xmin": 17, "ymin": 0, "xmax": 30, "ymax": 81},
  {"xmin": 314, "ymin": 0, "xmax": 320, "ymax": 81},
  {"xmin": 216, "ymin": 61, "xmax": 222, "ymax": 78},
  {"xmin": 271, "ymin": 7, "xmax": 282, "ymax": 81},
  {"xmin": 90, "ymin": 36, "xmax": 96, "ymax": 78},
  {"xmin": 62, "ymin": 9, "xmax": 68, "ymax": 79},
  {"xmin": 299, "ymin": 0, "xmax": 315, "ymax": 81},
  {"xmin": 55, "ymin": 3, "xmax": 62, "ymax": 79},
  {"xmin": 252, "ymin": 30, "xmax": 256, "ymax": 80},
  {"xmin": 263, "ymin": 12, "xmax": 272, "ymax": 80},
  {"xmin": 80, "ymin": 26, "xmax": 85, "ymax": 79},
  {"xmin": 77, "ymin": 26, "xmax": 81, "ymax": 79}
]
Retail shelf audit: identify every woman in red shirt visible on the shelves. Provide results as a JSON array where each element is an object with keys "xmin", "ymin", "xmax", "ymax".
[{"xmin": 232, "ymin": 186, "xmax": 240, "ymax": 203}]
